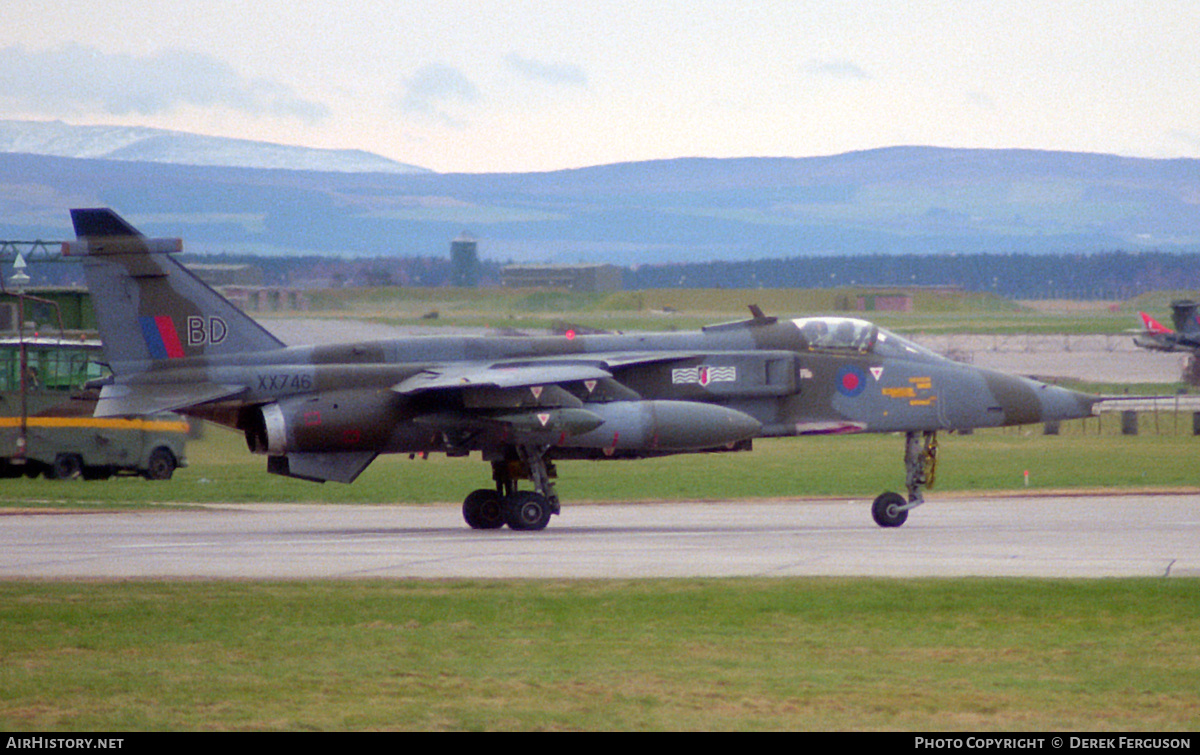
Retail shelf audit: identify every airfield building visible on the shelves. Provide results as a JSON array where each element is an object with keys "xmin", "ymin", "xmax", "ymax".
[
  {"xmin": 501, "ymin": 264, "xmax": 623, "ymax": 292},
  {"xmin": 450, "ymin": 233, "xmax": 480, "ymax": 288}
]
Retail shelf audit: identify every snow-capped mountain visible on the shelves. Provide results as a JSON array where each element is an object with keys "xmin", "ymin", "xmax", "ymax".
[{"xmin": 0, "ymin": 120, "xmax": 431, "ymax": 174}]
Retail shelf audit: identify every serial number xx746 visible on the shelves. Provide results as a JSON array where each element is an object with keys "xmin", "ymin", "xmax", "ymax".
[{"xmin": 256, "ymin": 373, "xmax": 314, "ymax": 392}]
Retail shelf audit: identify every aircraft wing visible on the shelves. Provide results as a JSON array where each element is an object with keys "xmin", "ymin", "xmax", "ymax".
[
  {"xmin": 94, "ymin": 382, "xmax": 247, "ymax": 417},
  {"xmin": 392, "ymin": 352, "xmax": 699, "ymax": 395},
  {"xmin": 392, "ymin": 353, "xmax": 721, "ymax": 445},
  {"xmin": 393, "ymin": 362, "xmax": 614, "ymax": 394},
  {"xmin": 391, "ymin": 351, "xmax": 762, "ymax": 455}
]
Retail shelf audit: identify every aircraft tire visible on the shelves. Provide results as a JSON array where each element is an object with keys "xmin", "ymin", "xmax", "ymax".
[
  {"xmin": 871, "ymin": 491, "xmax": 909, "ymax": 528},
  {"xmin": 463, "ymin": 489, "xmax": 506, "ymax": 530},
  {"xmin": 504, "ymin": 491, "xmax": 553, "ymax": 531}
]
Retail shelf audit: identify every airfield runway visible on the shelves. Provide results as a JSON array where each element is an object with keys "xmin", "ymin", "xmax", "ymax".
[{"xmin": 3, "ymin": 495, "xmax": 1198, "ymax": 579}]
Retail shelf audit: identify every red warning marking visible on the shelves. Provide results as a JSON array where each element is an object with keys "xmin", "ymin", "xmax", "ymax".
[{"xmin": 155, "ymin": 316, "xmax": 185, "ymax": 358}]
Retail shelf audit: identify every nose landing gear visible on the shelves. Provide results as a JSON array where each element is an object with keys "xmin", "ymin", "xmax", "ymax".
[{"xmin": 871, "ymin": 430, "xmax": 937, "ymax": 528}]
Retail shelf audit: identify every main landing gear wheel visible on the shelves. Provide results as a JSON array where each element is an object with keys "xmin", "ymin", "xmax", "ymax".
[
  {"xmin": 465, "ymin": 445, "xmax": 561, "ymax": 531},
  {"xmin": 504, "ymin": 491, "xmax": 553, "ymax": 531},
  {"xmin": 462, "ymin": 488, "xmax": 506, "ymax": 530},
  {"xmin": 871, "ymin": 492, "xmax": 908, "ymax": 528}
]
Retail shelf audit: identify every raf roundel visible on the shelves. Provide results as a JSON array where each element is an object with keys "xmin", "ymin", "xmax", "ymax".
[{"xmin": 835, "ymin": 365, "xmax": 867, "ymax": 398}]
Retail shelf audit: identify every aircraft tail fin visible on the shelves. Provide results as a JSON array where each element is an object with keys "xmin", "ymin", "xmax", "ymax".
[
  {"xmin": 66, "ymin": 208, "xmax": 285, "ymax": 373},
  {"xmin": 1139, "ymin": 311, "xmax": 1173, "ymax": 334},
  {"xmin": 71, "ymin": 207, "xmax": 143, "ymax": 238}
]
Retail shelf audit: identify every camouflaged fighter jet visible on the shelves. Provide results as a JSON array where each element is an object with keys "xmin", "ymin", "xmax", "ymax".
[
  {"xmin": 1132, "ymin": 300, "xmax": 1200, "ymax": 354},
  {"xmin": 65, "ymin": 208, "xmax": 1099, "ymax": 530}
]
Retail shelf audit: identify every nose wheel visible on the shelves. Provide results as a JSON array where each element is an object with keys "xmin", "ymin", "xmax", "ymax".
[
  {"xmin": 871, "ymin": 431, "xmax": 937, "ymax": 528},
  {"xmin": 871, "ymin": 491, "xmax": 909, "ymax": 527}
]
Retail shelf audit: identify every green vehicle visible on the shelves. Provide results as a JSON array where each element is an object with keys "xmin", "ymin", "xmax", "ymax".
[{"xmin": 0, "ymin": 336, "xmax": 188, "ymax": 480}]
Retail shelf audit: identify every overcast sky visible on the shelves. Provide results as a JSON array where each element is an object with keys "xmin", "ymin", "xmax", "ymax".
[{"xmin": 2, "ymin": 1, "xmax": 1197, "ymax": 173}]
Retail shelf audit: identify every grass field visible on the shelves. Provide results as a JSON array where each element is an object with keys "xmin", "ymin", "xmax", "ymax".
[
  {"xmin": 3, "ymin": 291, "xmax": 1199, "ymax": 731},
  {"xmin": 2, "ymin": 579, "xmax": 1198, "ymax": 731},
  {"xmin": 287, "ymin": 285, "xmax": 1193, "ymax": 336}
]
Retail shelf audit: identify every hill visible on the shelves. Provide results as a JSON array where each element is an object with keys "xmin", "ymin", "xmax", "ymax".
[
  {"xmin": 0, "ymin": 144, "xmax": 1197, "ymax": 263},
  {"xmin": 0, "ymin": 119, "xmax": 429, "ymax": 175}
]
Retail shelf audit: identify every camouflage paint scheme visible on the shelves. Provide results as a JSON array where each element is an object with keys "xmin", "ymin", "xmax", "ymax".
[
  {"xmin": 1133, "ymin": 300, "xmax": 1200, "ymax": 354},
  {"xmin": 66, "ymin": 209, "xmax": 1098, "ymax": 530}
]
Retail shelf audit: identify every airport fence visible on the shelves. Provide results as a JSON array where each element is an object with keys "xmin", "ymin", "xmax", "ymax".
[{"xmin": 1041, "ymin": 396, "xmax": 1200, "ymax": 437}]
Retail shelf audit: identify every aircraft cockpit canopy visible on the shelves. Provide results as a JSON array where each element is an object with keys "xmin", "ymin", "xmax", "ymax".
[
  {"xmin": 791, "ymin": 317, "xmax": 876, "ymax": 352},
  {"xmin": 790, "ymin": 317, "xmax": 941, "ymax": 361}
]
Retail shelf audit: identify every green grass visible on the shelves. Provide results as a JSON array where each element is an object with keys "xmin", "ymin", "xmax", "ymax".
[
  {"xmin": 1, "ymin": 579, "xmax": 1197, "ymax": 731},
  {"xmin": 1, "ymin": 416, "xmax": 1196, "ymax": 510},
  {"xmin": 286, "ymin": 285, "xmax": 1157, "ymax": 336}
]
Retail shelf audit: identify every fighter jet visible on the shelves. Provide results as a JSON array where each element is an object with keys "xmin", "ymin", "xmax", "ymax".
[
  {"xmin": 64, "ymin": 208, "xmax": 1098, "ymax": 530},
  {"xmin": 1132, "ymin": 300, "xmax": 1200, "ymax": 353}
]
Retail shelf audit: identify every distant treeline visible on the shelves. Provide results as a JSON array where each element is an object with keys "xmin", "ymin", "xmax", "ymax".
[
  {"xmin": 253, "ymin": 249, "xmax": 1200, "ymax": 300},
  {"xmin": 13, "ymin": 250, "xmax": 1200, "ymax": 300},
  {"xmin": 624, "ymin": 251, "xmax": 1200, "ymax": 299}
]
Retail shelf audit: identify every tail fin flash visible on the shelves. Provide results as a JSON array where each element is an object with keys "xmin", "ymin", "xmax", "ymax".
[
  {"xmin": 67, "ymin": 208, "xmax": 284, "ymax": 373},
  {"xmin": 1139, "ymin": 311, "xmax": 1173, "ymax": 334}
]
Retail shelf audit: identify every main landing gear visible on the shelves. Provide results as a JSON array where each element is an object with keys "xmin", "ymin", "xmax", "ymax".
[
  {"xmin": 462, "ymin": 445, "xmax": 561, "ymax": 531},
  {"xmin": 871, "ymin": 430, "xmax": 938, "ymax": 528}
]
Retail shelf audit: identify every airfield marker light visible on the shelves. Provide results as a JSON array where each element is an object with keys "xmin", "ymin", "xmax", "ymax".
[{"xmin": 1024, "ymin": 470, "xmax": 1030, "ymax": 487}]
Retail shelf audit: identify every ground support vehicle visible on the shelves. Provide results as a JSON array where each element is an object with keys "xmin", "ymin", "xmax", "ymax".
[{"xmin": 0, "ymin": 337, "xmax": 188, "ymax": 480}]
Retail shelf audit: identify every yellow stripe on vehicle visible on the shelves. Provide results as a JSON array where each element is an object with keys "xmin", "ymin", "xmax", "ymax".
[{"xmin": 0, "ymin": 417, "xmax": 189, "ymax": 432}]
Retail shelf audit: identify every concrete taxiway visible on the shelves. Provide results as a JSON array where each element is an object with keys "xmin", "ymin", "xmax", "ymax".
[{"xmin": 2, "ymin": 495, "xmax": 1198, "ymax": 579}]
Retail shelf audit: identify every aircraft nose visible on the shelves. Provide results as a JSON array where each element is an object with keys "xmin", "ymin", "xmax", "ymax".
[
  {"xmin": 981, "ymin": 370, "xmax": 1098, "ymax": 426},
  {"xmin": 1032, "ymin": 381, "xmax": 1099, "ymax": 423}
]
